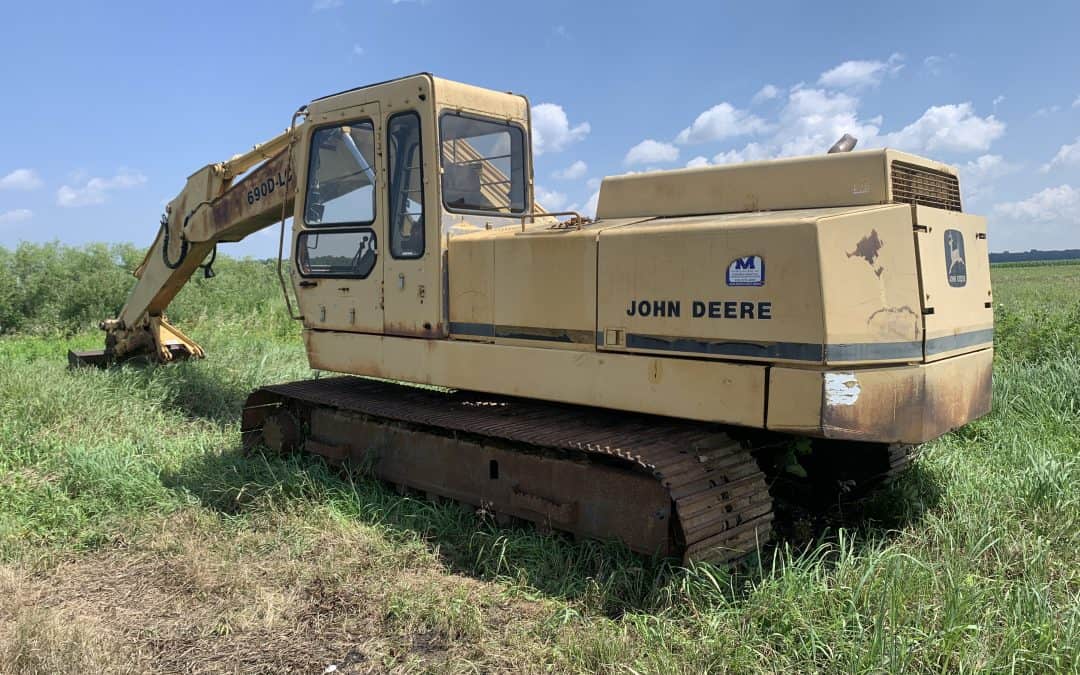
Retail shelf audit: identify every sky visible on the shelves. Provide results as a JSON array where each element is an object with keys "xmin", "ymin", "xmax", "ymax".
[{"xmin": 1, "ymin": 0, "xmax": 1078, "ymax": 257}]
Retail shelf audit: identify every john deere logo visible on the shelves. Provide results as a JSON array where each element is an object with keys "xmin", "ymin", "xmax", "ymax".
[
  {"xmin": 726, "ymin": 255, "xmax": 765, "ymax": 286},
  {"xmin": 944, "ymin": 229, "xmax": 967, "ymax": 288}
]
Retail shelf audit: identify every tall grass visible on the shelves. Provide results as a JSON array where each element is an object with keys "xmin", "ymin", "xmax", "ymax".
[
  {"xmin": 0, "ymin": 240, "xmax": 295, "ymax": 338},
  {"xmin": 0, "ymin": 244, "xmax": 1077, "ymax": 672}
]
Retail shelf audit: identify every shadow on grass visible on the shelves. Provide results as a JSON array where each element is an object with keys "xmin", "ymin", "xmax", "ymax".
[
  {"xmin": 110, "ymin": 359, "xmax": 259, "ymax": 427},
  {"xmin": 770, "ymin": 461, "xmax": 942, "ymax": 551},
  {"xmin": 161, "ymin": 438, "xmax": 944, "ymax": 617}
]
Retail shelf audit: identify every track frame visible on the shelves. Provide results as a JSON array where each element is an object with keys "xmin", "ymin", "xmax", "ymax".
[{"xmin": 242, "ymin": 376, "xmax": 776, "ymax": 563}]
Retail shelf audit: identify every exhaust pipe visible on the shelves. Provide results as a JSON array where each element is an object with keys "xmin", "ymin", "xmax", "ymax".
[{"xmin": 827, "ymin": 134, "xmax": 858, "ymax": 154}]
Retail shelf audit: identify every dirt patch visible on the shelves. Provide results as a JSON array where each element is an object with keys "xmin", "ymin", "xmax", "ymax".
[{"xmin": 0, "ymin": 514, "xmax": 548, "ymax": 674}]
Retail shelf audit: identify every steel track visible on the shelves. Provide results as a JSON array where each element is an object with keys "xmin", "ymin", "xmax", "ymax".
[{"xmin": 241, "ymin": 376, "xmax": 775, "ymax": 564}]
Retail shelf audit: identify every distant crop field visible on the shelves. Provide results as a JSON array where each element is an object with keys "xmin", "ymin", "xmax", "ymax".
[
  {"xmin": 992, "ymin": 258, "xmax": 1080, "ymax": 268},
  {"xmin": 0, "ymin": 243, "xmax": 1077, "ymax": 673}
]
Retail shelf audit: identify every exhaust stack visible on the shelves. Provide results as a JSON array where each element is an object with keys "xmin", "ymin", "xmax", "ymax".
[{"xmin": 827, "ymin": 134, "xmax": 858, "ymax": 154}]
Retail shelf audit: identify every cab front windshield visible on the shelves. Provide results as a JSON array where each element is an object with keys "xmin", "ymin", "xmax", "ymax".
[{"xmin": 440, "ymin": 113, "xmax": 527, "ymax": 214}]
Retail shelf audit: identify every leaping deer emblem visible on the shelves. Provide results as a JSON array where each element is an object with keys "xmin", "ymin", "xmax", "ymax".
[{"xmin": 946, "ymin": 230, "xmax": 965, "ymax": 275}]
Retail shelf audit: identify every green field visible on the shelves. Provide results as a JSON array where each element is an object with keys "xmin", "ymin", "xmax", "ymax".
[{"xmin": 1, "ymin": 244, "xmax": 1077, "ymax": 673}]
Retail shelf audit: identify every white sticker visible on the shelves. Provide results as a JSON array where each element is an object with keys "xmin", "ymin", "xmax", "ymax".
[
  {"xmin": 825, "ymin": 372, "xmax": 861, "ymax": 406},
  {"xmin": 726, "ymin": 255, "xmax": 765, "ymax": 286}
]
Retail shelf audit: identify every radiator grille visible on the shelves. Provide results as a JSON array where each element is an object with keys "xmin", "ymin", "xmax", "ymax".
[{"xmin": 890, "ymin": 161, "xmax": 962, "ymax": 212}]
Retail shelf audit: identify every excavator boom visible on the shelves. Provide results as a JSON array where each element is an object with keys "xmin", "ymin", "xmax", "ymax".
[{"xmin": 71, "ymin": 126, "xmax": 300, "ymax": 366}]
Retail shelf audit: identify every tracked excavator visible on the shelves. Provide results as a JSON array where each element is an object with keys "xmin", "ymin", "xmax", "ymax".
[{"xmin": 71, "ymin": 74, "xmax": 993, "ymax": 563}]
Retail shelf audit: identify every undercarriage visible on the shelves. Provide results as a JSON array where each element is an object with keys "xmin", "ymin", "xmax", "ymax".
[{"xmin": 242, "ymin": 376, "xmax": 914, "ymax": 563}]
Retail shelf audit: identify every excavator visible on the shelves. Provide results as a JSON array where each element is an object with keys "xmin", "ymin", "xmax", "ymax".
[{"xmin": 70, "ymin": 74, "xmax": 993, "ymax": 563}]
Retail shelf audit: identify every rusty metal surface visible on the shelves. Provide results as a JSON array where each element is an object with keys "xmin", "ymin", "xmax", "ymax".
[
  {"xmin": 242, "ymin": 376, "xmax": 774, "ymax": 563},
  {"xmin": 821, "ymin": 348, "xmax": 994, "ymax": 443},
  {"xmin": 307, "ymin": 409, "xmax": 673, "ymax": 555},
  {"xmin": 206, "ymin": 150, "xmax": 294, "ymax": 243}
]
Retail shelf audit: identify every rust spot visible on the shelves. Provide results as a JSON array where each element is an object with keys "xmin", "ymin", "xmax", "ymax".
[
  {"xmin": 847, "ymin": 229, "xmax": 885, "ymax": 276},
  {"xmin": 384, "ymin": 321, "xmax": 440, "ymax": 339},
  {"xmin": 208, "ymin": 151, "xmax": 294, "ymax": 239}
]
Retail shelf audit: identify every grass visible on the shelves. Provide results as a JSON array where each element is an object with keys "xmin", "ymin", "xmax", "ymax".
[{"xmin": 0, "ymin": 245, "xmax": 1078, "ymax": 672}]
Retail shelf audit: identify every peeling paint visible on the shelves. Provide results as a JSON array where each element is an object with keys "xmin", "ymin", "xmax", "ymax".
[
  {"xmin": 847, "ymin": 229, "xmax": 885, "ymax": 275},
  {"xmin": 825, "ymin": 372, "xmax": 861, "ymax": 406},
  {"xmin": 848, "ymin": 229, "xmax": 884, "ymax": 265}
]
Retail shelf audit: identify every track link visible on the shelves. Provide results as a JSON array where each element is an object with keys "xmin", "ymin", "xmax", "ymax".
[{"xmin": 242, "ymin": 376, "xmax": 774, "ymax": 564}]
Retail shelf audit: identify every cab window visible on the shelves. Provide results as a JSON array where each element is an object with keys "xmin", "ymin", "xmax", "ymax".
[
  {"xmin": 388, "ymin": 112, "xmax": 425, "ymax": 259},
  {"xmin": 304, "ymin": 121, "xmax": 376, "ymax": 226},
  {"xmin": 440, "ymin": 113, "xmax": 527, "ymax": 214},
  {"xmin": 296, "ymin": 229, "xmax": 378, "ymax": 278}
]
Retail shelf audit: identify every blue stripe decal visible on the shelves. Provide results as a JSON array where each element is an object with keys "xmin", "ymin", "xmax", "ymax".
[
  {"xmin": 626, "ymin": 334, "xmax": 824, "ymax": 361},
  {"xmin": 448, "ymin": 321, "xmax": 494, "ymax": 337},
  {"xmin": 826, "ymin": 340, "xmax": 923, "ymax": 361},
  {"xmin": 450, "ymin": 322, "xmax": 993, "ymax": 362},
  {"xmin": 926, "ymin": 328, "xmax": 994, "ymax": 355}
]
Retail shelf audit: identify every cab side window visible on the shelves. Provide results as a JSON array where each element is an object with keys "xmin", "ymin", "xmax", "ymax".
[
  {"xmin": 304, "ymin": 121, "xmax": 376, "ymax": 226},
  {"xmin": 440, "ymin": 113, "xmax": 526, "ymax": 214},
  {"xmin": 387, "ymin": 113, "xmax": 424, "ymax": 259}
]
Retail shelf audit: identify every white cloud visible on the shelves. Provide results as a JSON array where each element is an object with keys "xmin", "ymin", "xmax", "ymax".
[
  {"xmin": 586, "ymin": 177, "xmax": 602, "ymax": 190},
  {"xmin": 531, "ymin": 103, "xmax": 590, "ymax": 155},
  {"xmin": 312, "ymin": 0, "xmax": 343, "ymax": 10},
  {"xmin": 879, "ymin": 103, "xmax": 1004, "ymax": 154},
  {"xmin": 625, "ymin": 54, "xmax": 1003, "ymax": 177},
  {"xmin": 583, "ymin": 190, "xmax": 600, "ymax": 218},
  {"xmin": 712, "ymin": 142, "xmax": 771, "ymax": 165},
  {"xmin": 992, "ymin": 95, "xmax": 1005, "ymax": 109},
  {"xmin": 772, "ymin": 87, "xmax": 881, "ymax": 157},
  {"xmin": 1074, "ymin": 95, "xmax": 1080, "ymax": 109},
  {"xmin": 675, "ymin": 102, "xmax": 768, "ymax": 144},
  {"xmin": 922, "ymin": 54, "xmax": 955, "ymax": 76},
  {"xmin": 0, "ymin": 168, "xmax": 43, "ymax": 191},
  {"xmin": 56, "ymin": 168, "xmax": 147, "ymax": 207},
  {"xmin": 679, "ymin": 94, "xmax": 1001, "ymax": 163},
  {"xmin": 995, "ymin": 185, "xmax": 1080, "ymax": 225},
  {"xmin": 353, "ymin": 45, "xmax": 365, "ymax": 56},
  {"xmin": 624, "ymin": 139, "xmax": 679, "ymax": 166},
  {"xmin": 1041, "ymin": 137, "xmax": 1080, "ymax": 173},
  {"xmin": 1035, "ymin": 105, "xmax": 1061, "ymax": 118},
  {"xmin": 553, "ymin": 160, "xmax": 587, "ymax": 180},
  {"xmin": 960, "ymin": 154, "xmax": 1018, "ymax": 204},
  {"xmin": 0, "ymin": 208, "xmax": 32, "ymax": 225},
  {"xmin": 752, "ymin": 84, "xmax": 779, "ymax": 104},
  {"xmin": 535, "ymin": 185, "xmax": 568, "ymax": 211},
  {"xmin": 818, "ymin": 53, "xmax": 903, "ymax": 89}
]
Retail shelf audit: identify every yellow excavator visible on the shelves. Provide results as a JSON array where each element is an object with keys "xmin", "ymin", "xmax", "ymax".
[{"xmin": 71, "ymin": 74, "xmax": 993, "ymax": 563}]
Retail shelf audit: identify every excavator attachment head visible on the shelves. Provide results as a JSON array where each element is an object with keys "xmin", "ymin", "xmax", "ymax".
[
  {"xmin": 67, "ymin": 349, "xmax": 111, "ymax": 369},
  {"xmin": 71, "ymin": 315, "xmax": 204, "ymax": 369},
  {"xmin": 67, "ymin": 342, "xmax": 197, "ymax": 369}
]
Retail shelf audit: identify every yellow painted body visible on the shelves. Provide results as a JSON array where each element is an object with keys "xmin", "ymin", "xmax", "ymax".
[{"xmin": 103, "ymin": 74, "xmax": 993, "ymax": 444}]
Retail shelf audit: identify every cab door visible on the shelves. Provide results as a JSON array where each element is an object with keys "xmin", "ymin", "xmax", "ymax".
[
  {"xmin": 294, "ymin": 102, "xmax": 385, "ymax": 333},
  {"xmin": 383, "ymin": 110, "xmax": 441, "ymax": 338}
]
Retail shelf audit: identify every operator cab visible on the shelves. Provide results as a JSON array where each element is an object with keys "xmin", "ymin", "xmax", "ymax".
[{"xmin": 292, "ymin": 74, "xmax": 533, "ymax": 338}]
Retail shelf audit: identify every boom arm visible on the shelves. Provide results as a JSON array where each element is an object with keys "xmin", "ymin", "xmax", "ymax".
[{"xmin": 96, "ymin": 127, "xmax": 300, "ymax": 363}]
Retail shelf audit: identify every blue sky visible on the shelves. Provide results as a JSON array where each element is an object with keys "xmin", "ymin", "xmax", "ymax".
[{"xmin": 1, "ymin": 1, "xmax": 1078, "ymax": 257}]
